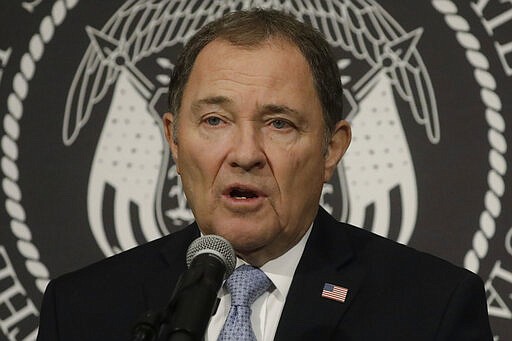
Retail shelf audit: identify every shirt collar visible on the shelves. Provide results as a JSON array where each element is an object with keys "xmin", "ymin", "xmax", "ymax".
[{"xmin": 234, "ymin": 225, "xmax": 313, "ymax": 300}]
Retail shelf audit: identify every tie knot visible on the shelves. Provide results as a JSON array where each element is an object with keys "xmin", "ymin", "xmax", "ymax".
[{"xmin": 226, "ymin": 265, "xmax": 271, "ymax": 307}]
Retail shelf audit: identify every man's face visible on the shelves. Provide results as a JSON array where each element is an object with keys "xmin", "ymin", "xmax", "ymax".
[{"xmin": 164, "ymin": 38, "xmax": 350, "ymax": 266}]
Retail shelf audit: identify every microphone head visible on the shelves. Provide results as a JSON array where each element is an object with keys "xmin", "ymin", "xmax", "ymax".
[{"xmin": 186, "ymin": 235, "xmax": 236, "ymax": 277}]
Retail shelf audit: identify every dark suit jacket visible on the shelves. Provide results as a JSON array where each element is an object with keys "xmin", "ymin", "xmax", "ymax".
[{"xmin": 37, "ymin": 207, "xmax": 492, "ymax": 340}]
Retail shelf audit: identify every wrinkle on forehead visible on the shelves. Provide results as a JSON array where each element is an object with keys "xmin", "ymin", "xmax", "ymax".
[
  {"xmin": 192, "ymin": 95, "xmax": 304, "ymax": 118},
  {"xmin": 197, "ymin": 38, "xmax": 310, "ymax": 79}
]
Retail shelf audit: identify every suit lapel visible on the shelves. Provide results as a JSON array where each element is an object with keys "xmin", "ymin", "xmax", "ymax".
[{"xmin": 274, "ymin": 208, "xmax": 367, "ymax": 340}]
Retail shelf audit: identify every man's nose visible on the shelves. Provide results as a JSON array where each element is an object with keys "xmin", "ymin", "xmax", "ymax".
[{"xmin": 227, "ymin": 126, "xmax": 266, "ymax": 171}]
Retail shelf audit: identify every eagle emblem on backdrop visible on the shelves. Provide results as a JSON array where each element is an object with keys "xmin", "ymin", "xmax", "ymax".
[{"xmin": 62, "ymin": 0, "xmax": 440, "ymax": 256}]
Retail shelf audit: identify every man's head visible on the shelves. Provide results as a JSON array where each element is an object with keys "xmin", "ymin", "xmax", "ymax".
[{"xmin": 163, "ymin": 9, "xmax": 351, "ymax": 266}]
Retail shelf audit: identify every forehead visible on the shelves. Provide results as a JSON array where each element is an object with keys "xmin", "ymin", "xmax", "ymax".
[
  {"xmin": 198, "ymin": 38, "xmax": 310, "ymax": 79},
  {"xmin": 180, "ymin": 38, "xmax": 321, "ymax": 113}
]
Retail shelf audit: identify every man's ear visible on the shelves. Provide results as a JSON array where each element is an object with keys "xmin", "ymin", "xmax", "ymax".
[
  {"xmin": 323, "ymin": 120, "xmax": 351, "ymax": 182},
  {"xmin": 163, "ymin": 112, "xmax": 180, "ymax": 173}
]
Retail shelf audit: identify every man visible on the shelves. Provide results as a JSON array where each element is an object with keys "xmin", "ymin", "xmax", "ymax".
[{"xmin": 37, "ymin": 9, "xmax": 492, "ymax": 340}]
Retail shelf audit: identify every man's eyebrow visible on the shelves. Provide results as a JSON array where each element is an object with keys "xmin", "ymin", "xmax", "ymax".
[
  {"xmin": 190, "ymin": 98, "xmax": 302, "ymax": 117},
  {"xmin": 261, "ymin": 104, "xmax": 302, "ymax": 116},
  {"xmin": 191, "ymin": 96, "xmax": 232, "ymax": 111}
]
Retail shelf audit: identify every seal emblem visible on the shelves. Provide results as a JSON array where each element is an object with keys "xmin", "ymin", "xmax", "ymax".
[{"xmin": 0, "ymin": 1, "xmax": 510, "ymax": 339}]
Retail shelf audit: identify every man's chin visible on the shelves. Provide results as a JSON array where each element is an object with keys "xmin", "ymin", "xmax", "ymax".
[
  {"xmin": 213, "ymin": 229, "xmax": 272, "ymax": 257},
  {"xmin": 220, "ymin": 232, "xmax": 266, "ymax": 250}
]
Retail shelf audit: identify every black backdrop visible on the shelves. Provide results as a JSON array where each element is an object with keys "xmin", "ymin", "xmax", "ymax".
[{"xmin": 0, "ymin": 0, "xmax": 511, "ymax": 339}]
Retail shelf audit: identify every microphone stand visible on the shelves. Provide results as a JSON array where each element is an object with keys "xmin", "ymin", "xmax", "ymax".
[
  {"xmin": 131, "ymin": 311, "xmax": 163, "ymax": 341},
  {"xmin": 131, "ymin": 254, "xmax": 225, "ymax": 341}
]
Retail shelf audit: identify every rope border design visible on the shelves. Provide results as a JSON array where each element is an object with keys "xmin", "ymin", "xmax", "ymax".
[
  {"xmin": 2, "ymin": 0, "xmax": 79, "ymax": 295},
  {"xmin": 432, "ymin": 0, "xmax": 508, "ymax": 274}
]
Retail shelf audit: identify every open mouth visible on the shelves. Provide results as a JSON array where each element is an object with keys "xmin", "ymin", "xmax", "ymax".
[{"xmin": 229, "ymin": 187, "xmax": 259, "ymax": 199}]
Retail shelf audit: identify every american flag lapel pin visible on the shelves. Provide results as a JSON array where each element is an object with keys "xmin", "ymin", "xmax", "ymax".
[{"xmin": 321, "ymin": 283, "xmax": 348, "ymax": 303}]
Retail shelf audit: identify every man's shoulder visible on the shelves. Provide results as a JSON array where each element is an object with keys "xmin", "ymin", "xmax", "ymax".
[
  {"xmin": 352, "ymin": 223, "xmax": 472, "ymax": 278},
  {"xmin": 51, "ymin": 224, "xmax": 199, "ymax": 291},
  {"xmin": 317, "ymin": 207, "xmax": 480, "ymax": 286},
  {"xmin": 37, "ymin": 225, "xmax": 200, "ymax": 340}
]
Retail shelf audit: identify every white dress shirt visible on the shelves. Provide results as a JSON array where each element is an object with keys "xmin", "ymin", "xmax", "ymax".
[{"xmin": 204, "ymin": 226, "xmax": 312, "ymax": 341}]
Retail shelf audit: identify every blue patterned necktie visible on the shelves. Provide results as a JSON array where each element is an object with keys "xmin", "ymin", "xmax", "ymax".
[{"xmin": 217, "ymin": 264, "xmax": 271, "ymax": 341}]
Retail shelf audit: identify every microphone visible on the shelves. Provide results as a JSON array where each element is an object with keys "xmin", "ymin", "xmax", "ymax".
[{"xmin": 159, "ymin": 235, "xmax": 236, "ymax": 341}]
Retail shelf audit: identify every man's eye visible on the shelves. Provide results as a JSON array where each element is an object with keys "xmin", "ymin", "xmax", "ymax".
[
  {"xmin": 271, "ymin": 119, "xmax": 289, "ymax": 129},
  {"xmin": 205, "ymin": 116, "xmax": 223, "ymax": 126}
]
